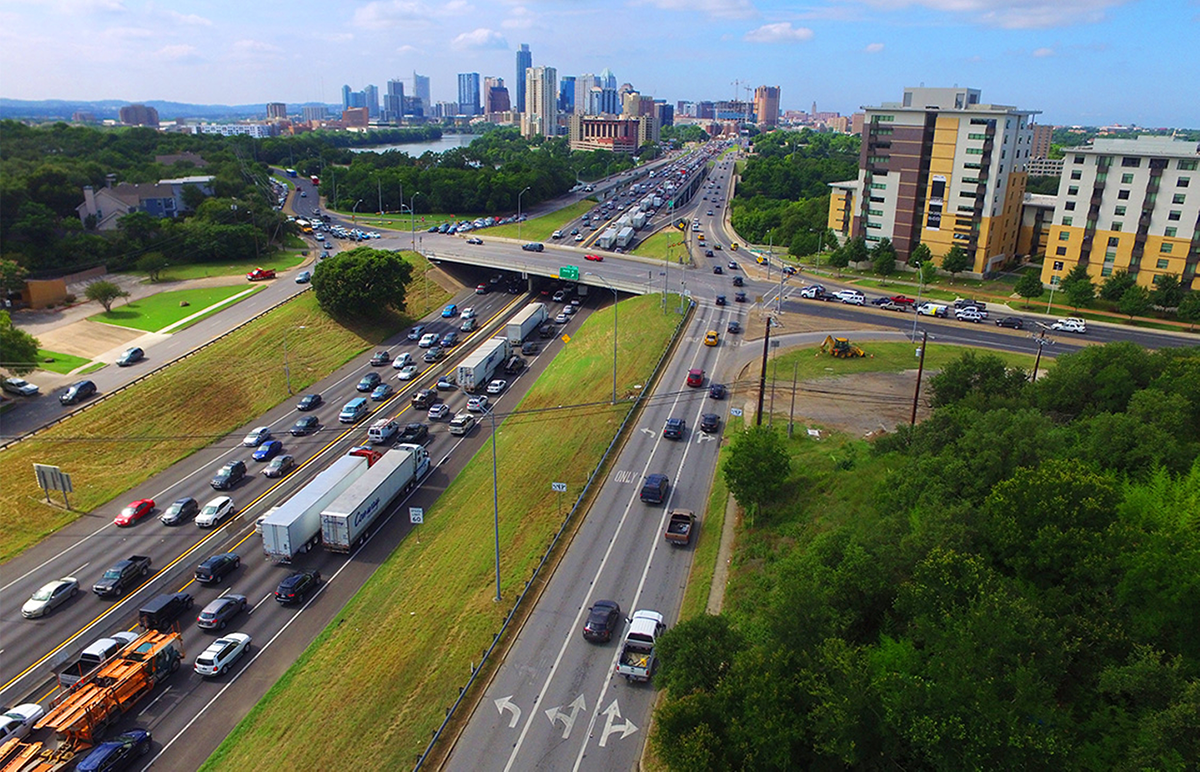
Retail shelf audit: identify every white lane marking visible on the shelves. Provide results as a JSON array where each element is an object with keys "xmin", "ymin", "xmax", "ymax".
[{"xmin": 495, "ymin": 696, "xmax": 522, "ymax": 728}]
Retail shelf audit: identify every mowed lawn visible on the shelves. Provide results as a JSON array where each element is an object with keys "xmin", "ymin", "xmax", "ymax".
[
  {"xmin": 0, "ymin": 287, "xmax": 444, "ymax": 563},
  {"xmin": 486, "ymin": 199, "xmax": 595, "ymax": 242},
  {"xmin": 202, "ymin": 294, "xmax": 683, "ymax": 771},
  {"xmin": 632, "ymin": 229, "xmax": 686, "ymax": 261},
  {"xmin": 91, "ymin": 285, "xmax": 263, "ymax": 332},
  {"xmin": 33, "ymin": 349, "xmax": 93, "ymax": 374},
  {"xmin": 765, "ymin": 339, "xmax": 1045, "ymax": 384}
]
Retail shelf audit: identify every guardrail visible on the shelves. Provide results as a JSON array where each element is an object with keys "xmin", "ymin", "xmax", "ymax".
[
  {"xmin": 0, "ymin": 287, "xmax": 311, "ymax": 453},
  {"xmin": 413, "ymin": 298, "xmax": 696, "ymax": 770}
]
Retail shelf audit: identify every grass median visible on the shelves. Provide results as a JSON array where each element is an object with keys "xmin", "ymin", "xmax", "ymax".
[
  {"xmin": 486, "ymin": 199, "xmax": 595, "ymax": 242},
  {"xmin": 153, "ymin": 253, "xmax": 307, "ymax": 282},
  {"xmin": 0, "ymin": 252, "xmax": 448, "ymax": 563},
  {"xmin": 632, "ymin": 229, "xmax": 686, "ymax": 262},
  {"xmin": 202, "ymin": 294, "xmax": 683, "ymax": 771}
]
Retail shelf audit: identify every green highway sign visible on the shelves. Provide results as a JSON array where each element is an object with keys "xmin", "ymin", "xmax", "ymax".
[{"xmin": 559, "ymin": 265, "xmax": 580, "ymax": 281}]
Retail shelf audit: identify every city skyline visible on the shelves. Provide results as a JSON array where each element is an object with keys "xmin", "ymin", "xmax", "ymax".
[{"xmin": 1, "ymin": 1, "xmax": 1197, "ymax": 127}]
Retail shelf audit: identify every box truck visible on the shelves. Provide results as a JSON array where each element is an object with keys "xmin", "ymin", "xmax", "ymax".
[
  {"xmin": 505, "ymin": 303, "xmax": 548, "ymax": 345},
  {"xmin": 596, "ymin": 228, "xmax": 619, "ymax": 250},
  {"xmin": 320, "ymin": 444, "xmax": 431, "ymax": 552},
  {"xmin": 616, "ymin": 226, "xmax": 635, "ymax": 248},
  {"xmin": 456, "ymin": 337, "xmax": 513, "ymax": 393}
]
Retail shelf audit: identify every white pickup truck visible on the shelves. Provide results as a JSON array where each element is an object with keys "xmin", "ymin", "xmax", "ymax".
[
  {"xmin": 616, "ymin": 609, "xmax": 666, "ymax": 682},
  {"xmin": 1051, "ymin": 317, "xmax": 1088, "ymax": 334}
]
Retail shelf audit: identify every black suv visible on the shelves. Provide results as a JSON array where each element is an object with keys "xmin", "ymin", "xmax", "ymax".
[
  {"xmin": 59, "ymin": 379, "xmax": 97, "ymax": 405},
  {"xmin": 662, "ymin": 417, "xmax": 686, "ymax": 440},
  {"xmin": 275, "ymin": 570, "xmax": 321, "ymax": 604},
  {"xmin": 211, "ymin": 459, "xmax": 247, "ymax": 490},
  {"xmin": 640, "ymin": 474, "xmax": 670, "ymax": 504},
  {"xmin": 411, "ymin": 388, "xmax": 437, "ymax": 409},
  {"xmin": 521, "ymin": 242, "xmax": 544, "ymax": 252},
  {"xmin": 521, "ymin": 341, "xmax": 540, "ymax": 356},
  {"xmin": 160, "ymin": 497, "xmax": 199, "ymax": 526},
  {"xmin": 582, "ymin": 600, "xmax": 622, "ymax": 643},
  {"xmin": 397, "ymin": 423, "xmax": 429, "ymax": 444},
  {"xmin": 195, "ymin": 553, "xmax": 240, "ymax": 584}
]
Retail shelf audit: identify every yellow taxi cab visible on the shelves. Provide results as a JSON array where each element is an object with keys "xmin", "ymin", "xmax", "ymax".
[
  {"xmin": 704, "ymin": 330, "xmax": 719, "ymax": 347},
  {"xmin": 730, "ymin": 242, "xmax": 739, "ymax": 251}
]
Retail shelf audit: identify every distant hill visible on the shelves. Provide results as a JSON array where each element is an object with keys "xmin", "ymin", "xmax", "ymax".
[{"xmin": 0, "ymin": 98, "xmax": 336, "ymax": 122}]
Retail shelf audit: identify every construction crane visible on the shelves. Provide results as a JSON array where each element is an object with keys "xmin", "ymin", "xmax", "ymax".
[{"xmin": 819, "ymin": 335, "xmax": 866, "ymax": 359}]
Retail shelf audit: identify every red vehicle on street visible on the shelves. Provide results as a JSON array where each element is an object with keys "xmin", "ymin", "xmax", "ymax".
[
  {"xmin": 115, "ymin": 499, "xmax": 156, "ymax": 527},
  {"xmin": 584, "ymin": 254, "xmax": 604, "ymax": 262},
  {"xmin": 889, "ymin": 295, "xmax": 917, "ymax": 306},
  {"xmin": 247, "ymin": 268, "xmax": 277, "ymax": 281},
  {"xmin": 686, "ymin": 368, "xmax": 704, "ymax": 387}
]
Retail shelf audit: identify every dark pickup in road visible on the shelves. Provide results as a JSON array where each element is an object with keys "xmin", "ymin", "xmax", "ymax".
[{"xmin": 92, "ymin": 555, "xmax": 152, "ymax": 597}]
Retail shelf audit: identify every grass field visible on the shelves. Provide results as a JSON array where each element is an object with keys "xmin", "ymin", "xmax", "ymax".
[
  {"xmin": 678, "ymin": 441, "xmax": 733, "ymax": 622},
  {"xmin": 0, "ymin": 259, "xmax": 449, "ymax": 564},
  {"xmin": 350, "ymin": 212, "xmax": 459, "ymax": 231},
  {"xmin": 153, "ymin": 253, "xmax": 307, "ymax": 282},
  {"xmin": 632, "ymin": 229, "xmax": 687, "ymax": 261},
  {"xmin": 92, "ymin": 285, "xmax": 263, "ymax": 332},
  {"xmin": 34, "ymin": 349, "xmax": 93, "ymax": 374},
  {"xmin": 201, "ymin": 294, "xmax": 684, "ymax": 771},
  {"xmin": 485, "ymin": 199, "xmax": 595, "ymax": 241}
]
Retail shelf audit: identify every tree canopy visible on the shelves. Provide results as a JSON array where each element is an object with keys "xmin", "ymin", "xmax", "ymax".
[{"xmin": 310, "ymin": 247, "xmax": 413, "ymax": 318}]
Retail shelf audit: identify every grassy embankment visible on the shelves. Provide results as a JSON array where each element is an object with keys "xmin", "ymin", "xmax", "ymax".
[
  {"xmin": 632, "ymin": 229, "xmax": 687, "ymax": 262},
  {"xmin": 485, "ymin": 199, "xmax": 595, "ymax": 242},
  {"xmin": 33, "ymin": 350, "xmax": 93, "ymax": 375},
  {"xmin": 202, "ymin": 294, "xmax": 683, "ymax": 771},
  {"xmin": 92, "ymin": 286, "xmax": 264, "ymax": 332},
  {"xmin": 0, "ymin": 253, "xmax": 448, "ymax": 563},
  {"xmin": 155, "ymin": 252, "xmax": 307, "ymax": 282}
]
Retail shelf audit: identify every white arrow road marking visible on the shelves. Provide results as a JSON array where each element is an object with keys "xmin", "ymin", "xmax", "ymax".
[
  {"xmin": 696, "ymin": 433, "xmax": 716, "ymax": 443},
  {"xmin": 495, "ymin": 695, "xmax": 522, "ymax": 728},
  {"xmin": 544, "ymin": 694, "xmax": 587, "ymax": 739},
  {"xmin": 639, "ymin": 428, "xmax": 656, "ymax": 436},
  {"xmin": 598, "ymin": 699, "xmax": 638, "ymax": 747}
]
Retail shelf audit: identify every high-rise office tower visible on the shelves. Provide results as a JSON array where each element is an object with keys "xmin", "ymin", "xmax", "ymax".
[
  {"xmin": 754, "ymin": 86, "xmax": 780, "ymax": 127},
  {"xmin": 385, "ymin": 80, "xmax": 405, "ymax": 122},
  {"xmin": 363, "ymin": 84, "xmax": 380, "ymax": 119},
  {"xmin": 575, "ymin": 74, "xmax": 598, "ymax": 115},
  {"xmin": 522, "ymin": 66, "xmax": 557, "ymax": 138},
  {"xmin": 341, "ymin": 85, "xmax": 352, "ymax": 112},
  {"xmin": 558, "ymin": 76, "xmax": 575, "ymax": 114},
  {"xmin": 515, "ymin": 43, "xmax": 532, "ymax": 112},
  {"xmin": 266, "ymin": 103, "xmax": 287, "ymax": 120},
  {"xmin": 599, "ymin": 68, "xmax": 616, "ymax": 90},
  {"xmin": 484, "ymin": 77, "xmax": 510, "ymax": 113},
  {"xmin": 413, "ymin": 72, "xmax": 431, "ymax": 109},
  {"xmin": 457, "ymin": 73, "xmax": 482, "ymax": 116}
]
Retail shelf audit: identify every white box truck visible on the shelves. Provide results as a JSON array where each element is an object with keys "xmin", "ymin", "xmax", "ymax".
[
  {"xmin": 456, "ymin": 337, "xmax": 513, "ymax": 393},
  {"xmin": 320, "ymin": 444, "xmax": 431, "ymax": 552},
  {"xmin": 505, "ymin": 303, "xmax": 548, "ymax": 345},
  {"xmin": 631, "ymin": 211, "xmax": 648, "ymax": 230},
  {"xmin": 596, "ymin": 228, "xmax": 619, "ymax": 250},
  {"xmin": 616, "ymin": 226, "xmax": 635, "ymax": 249},
  {"xmin": 261, "ymin": 449, "xmax": 379, "ymax": 562}
]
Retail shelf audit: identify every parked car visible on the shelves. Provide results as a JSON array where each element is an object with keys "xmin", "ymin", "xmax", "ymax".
[
  {"xmin": 955, "ymin": 307, "xmax": 985, "ymax": 323},
  {"xmin": 242, "ymin": 426, "xmax": 271, "ymax": 447},
  {"xmin": 194, "ymin": 553, "xmax": 240, "ymax": 584},
  {"xmin": 296, "ymin": 393, "xmax": 322, "ymax": 411},
  {"xmin": 253, "ymin": 440, "xmax": 283, "ymax": 462},
  {"xmin": 836, "ymin": 290, "xmax": 866, "ymax": 306},
  {"xmin": 114, "ymin": 498, "xmax": 155, "ymax": 527},
  {"xmin": 194, "ymin": 632, "xmax": 251, "ymax": 676},
  {"xmin": 275, "ymin": 570, "xmax": 321, "ymax": 604},
  {"xmin": 290, "ymin": 415, "xmax": 319, "ymax": 436},
  {"xmin": 115, "ymin": 347, "xmax": 144, "ymax": 367},
  {"xmin": 263, "ymin": 454, "xmax": 296, "ymax": 478},
  {"xmin": 160, "ymin": 497, "xmax": 199, "ymax": 526},
  {"xmin": 21, "ymin": 577, "xmax": 79, "ymax": 619},
  {"xmin": 1, "ymin": 377, "xmax": 39, "ymax": 396},
  {"xmin": 799, "ymin": 285, "xmax": 827, "ymax": 299},
  {"xmin": 196, "ymin": 496, "xmax": 236, "ymax": 528},
  {"xmin": 197, "ymin": 594, "xmax": 247, "ymax": 631},
  {"xmin": 582, "ymin": 600, "xmax": 622, "ymax": 642}
]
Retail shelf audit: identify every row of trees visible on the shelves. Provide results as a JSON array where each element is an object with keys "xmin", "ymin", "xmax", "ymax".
[
  {"xmin": 652, "ymin": 342, "xmax": 1200, "ymax": 770},
  {"xmin": 1018, "ymin": 263, "xmax": 1200, "ymax": 326}
]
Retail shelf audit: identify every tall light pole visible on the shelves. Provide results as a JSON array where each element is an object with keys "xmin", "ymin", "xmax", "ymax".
[
  {"xmin": 352, "ymin": 199, "xmax": 363, "ymax": 223},
  {"xmin": 489, "ymin": 406, "xmax": 501, "ymax": 602},
  {"xmin": 586, "ymin": 272, "xmax": 618, "ymax": 404},
  {"xmin": 517, "ymin": 186, "xmax": 531, "ymax": 241},
  {"xmin": 410, "ymin": 192, "xmax": 422, "ymax": 251},
  {"xmin": 910, "ymin": 260, "xmax": 927, "ymax": 343},
  {"xmin": 283, "ymin": 325, "xmax": 307, "ymax": 395}
]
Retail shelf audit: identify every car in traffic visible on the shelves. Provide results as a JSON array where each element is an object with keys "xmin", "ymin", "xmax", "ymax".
[
  {"xmin": 467, "ymin": 395, "xmax": 489, "ymax": 412},
  {"xmin": 194, "ymin": 632, "xmax": 251, "ymax": 676},
  {"xmin": 662, "ymin": 417, "xmax": 686, "ymax": 440},
  {"xmin": 73, "ymin": 729, "xmax": 152, "ymax": 772},
  {"xmin": 521, "ymin": 341, "xmax": 540, "ymax": 355},
  {"xmin": 732, "ymin": 275, "xmax": 744, "ymax": 287},
  {"xmin": 407, "ymin": 325, "xmax": 426, "ymax": 340},
  {"xmin": 917, "ymin": 303, "xmax": 949, "ymax": 318},
  {"xmin": 209, "ymin": 459, "xmax": 247, "ymax": 492},
  {"xmin": 686, "ymin": 368, "xmax": 704, "ymax": 387},
  {"xmin": 2, "ymin": 377, "xmax": 39, "ymax": 396},
  {"xmin": 290, "ymin": 415, "xmax": 319, "ymax": 436},
  {"xmin": 21, "ymin": 577, "xmax": 79, "ymax": 619},
  {"xmin": 253, "ymin": 440, "xmax": 283, "ymax": 462},
  {"xmin": 734, "ymin": 291, "xmax": 746, "ymax": 303},
  {"xmin": 423, "ymin": 346, "xmax": 444, "ymax": 363},
  {"xmin": 441, "ymin": 304, "xmax": 458, "ymax": 318},
  {"xmin": 296, "ymin": 393, "xmax": 322, "ymax": 411},
  {"xmin": 370, "ymin": 383, "xmax": 394, "ymax": 402},
  {"xmin": 412, "ymin": 388, "xmax": 437, "ymax": 408},
  {"xmin": 396, "ymin": 364, "xmax": 419, "ymax": 381},
  {"xmin": 727, "ymin": 320, "xmax": 742, "ymax": 334},
  {"xmin": 1052, "ymin": 317, "xmax": 1087, "ymax": 334},
  {"xmin": 196, "ymin": 496, "xmax": 236, "ymax": 528},
  {"xmin": 448, "ymin": 412, "xmax": 476, "ymax": 435},
  {"xmin": 196, "ymin": 594, "xmax": 248, "ymax": 631},
  {"xmin": 390, "ymin": 352, "xmax": 414, "ymax": 370},
  {"xmin": 397, "ymin": 423, "xmax": 429, "ymax": 444},
  {"xmin": 700, "ymin": 413, "xmax": 720, "ymax": 433},
  {"xmin": 440, "ymin": 332, "xmax": 458, "ymax": 348},
  {"xmin": 584, "ymin": 253, "xmax": 603, "ymax": 262},
  {"xmin": 799, "ymin": 284, "xmax": 827, "ymax": 299},
  {"xmin": 715, "ymin": 294, "xmax": 726, "ymax": 306},
  {"xmin": 466, "ymin": 237, "xmax": 483, "ymax": 245},
  {"xmin": 704, "ymin": 331, "xmax": 719, "ymax": 347},
  {"xmin": 115, "ymin": 346, "xmax": 144, "ymax": 367},
  {"xmin": 427, "ymin": 402, "xmax": 450, "ymax": 420},
  {"xmin": 582, "ymin": 600, "xmax": 622, "ymax": 643},
  {"xmin": 460, "ymin": 317, "xmax": 477, "ymax": 332},
  {"xmin": 713, "ymin": 265, "xmax": 723, "ymax": 275},
  {"xmin": 486, "ymin": 379, "xmax": 507, "ymax": 394},
  {"xmin": 356, "ymin": 372, "xmax": 382, "ymax": 392},
  {"xmin": 460, "ymin": 307, "xmax": 476, "ymax": 319},
  {"xmin": 369, "ymin": 350, "xmax": 392, "ymax": 366},
  {"xmin": 521, "ymin": 242, "xmax": 544, "ymax": 252},
  {"xmin": 160, "ymin": 496, "xmax": 199, "ymax": 526},
  {"xmin": 955, "ymin": 307, "xmax": 985, "ymax": 323},
  {"xmin": 709, "ymin": 383, "xmax": 727, "ymax": 400},
  {"xmin": 0, "ymin": 703, "xmax": 47, "ymax": 744},
  {"xmin": 275, "ymin": 570, "xmax": 321, "ymax": 604},
  {"xmin": 194, "ymin": 553, "xmax": 240, "ymax": 584},
  {"xmin": 995, "ymin": 316, "xmax": 1025, "ymax": 329},
  {"xmin": 263, "ymin": 454, "xmax": 296, "ymax": 478},
  {"xmin": 114, "ymin": 498, "xmax": 155, "ymax": 527},
  {"xmin": 295, "ymin": 270, "xmax": 311, "ymax": 284},
  {"xmin": 58, "ymin": 379, "xmax": 97, "ymax": 405},
  {"xmin": 835, "ymin": 289, "xmax": 866, "ymax": 306},
  {"xmin": 242, "ymin": 426, "xmax": 272, "ymax": 447},
  {"xmin": 554, "ymin": 312, "xmax": 569, "ymax": 324}
]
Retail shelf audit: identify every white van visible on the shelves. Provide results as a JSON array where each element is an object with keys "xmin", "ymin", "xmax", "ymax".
[
  {"xmin": 368, "ymin": 418, "xmax": 398, "ymax": 445},
  {"xmin": 339, "ymin": 398, "xmax": 370, "ymax": 424}
]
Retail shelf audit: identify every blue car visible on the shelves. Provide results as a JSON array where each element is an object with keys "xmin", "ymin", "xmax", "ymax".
[
  {"xmin": 75, "ymin": 729, "xmax": 152, "ymax": 771},
  {"xmin": 253, "ymin": 440, "xmax": 283, "ymax": 462},
  {"xmin": 370, "ymin": 383, "xmax": 394, "ymax": 402},
  {"xmin": 441, "ymin": 303, "xmax": 458, "ymax": 318}
]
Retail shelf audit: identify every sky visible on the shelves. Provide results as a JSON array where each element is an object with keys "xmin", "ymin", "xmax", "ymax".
[{"xmin": 1, "ymin": 0, "xmax": 1198, "ymax": 127}]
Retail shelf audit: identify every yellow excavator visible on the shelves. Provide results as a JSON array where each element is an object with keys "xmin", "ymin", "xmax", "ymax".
[{"xmin": 819, "ymin": 335, "xmax": 866, "ymax": 358}]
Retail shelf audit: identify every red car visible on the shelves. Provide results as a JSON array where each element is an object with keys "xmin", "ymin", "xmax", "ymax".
[
  {"xmin": 686, "ymin": 368, "xmax": 704, "ymax": 387},
  {"xmin": 115, "ymin": 498, "xmax": 155, "ymax": 526},
  {"xmin": 246, "ymin": 268, "xmax": 276, "ymax": 281},
  {"xmin": 889, "ymin": 295, "xmax": 916, "ymax": 306},
  {"xmin": 584, "ymin": 254, "xmax": 604, "ymax": 262}
]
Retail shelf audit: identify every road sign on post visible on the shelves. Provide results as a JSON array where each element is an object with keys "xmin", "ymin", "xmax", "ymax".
[
  {"xmin": 551, "ymin": 482, "xmax": 567, "ymax": 493},
  {"xmin": 409, "ymin": 507, "xmax": 424, "ymax": 524},
  {"xmin": 34, "ymin": 463, "xmax": 73, "ymax": 509},
  {"xmin": 559, "ymin": 266, "xmax": 580, "ymax": 281}
]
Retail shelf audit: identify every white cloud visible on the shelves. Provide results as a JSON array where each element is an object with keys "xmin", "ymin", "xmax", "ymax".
[
  {"xmin": 744, "ymin": 22, "xmax": 814, "ymax": 43},
  {"xmin": 832, "ymin": 0, "xmax": 1131, "ymax": 29},
  {"xmin": 396, "ymin": 44, "xmax": 419, "ymax": 54},
  {"xmin": 229, "ymin": 39, "xmax": 286, "ymax": 61},
  {"xmin": 502, "ymin": 5, "xmax": 536, "ymax": 28},
  {"xmin": 1031, "ymin": 46, "xmax": 1055, "ymax": 57},
  {"xmin": 451, "ymin": 27, "xmax": 508, "ymax": 50},
  {"xmin": 353, "ymin": 0, "xmax": 435, "ymax": 29},
  {"xmin": 164, "ymin": 11, "xmax": 212, "ymax": 27},
  {"xmin": 636, "ymin": 0, "xmax": 758, "ymax": 20},
  {"xmin": 865, "ymin": 42, "xmax": 885, "ymax": 52},
  {"xmin": 155, "ymin": 44, "xmax": 199, "ymax": 60}
]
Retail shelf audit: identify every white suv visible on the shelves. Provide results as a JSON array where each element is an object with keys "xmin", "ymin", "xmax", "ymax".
[
  {"xmin": 835, "ymin": 290, "xmax": 865, "ymax": 306},
  {"xmin": 1051, "ymin": 317, "xmax": 1087, "ymax": 334},
  {"xmin": 954, "ymin": 307, "xmax": 985, "ymax": 323}
]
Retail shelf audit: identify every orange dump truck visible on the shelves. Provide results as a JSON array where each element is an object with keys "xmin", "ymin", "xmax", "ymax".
[{"xmin": 0, "ymin": 629, "xmax": 183, "ymax": 772}]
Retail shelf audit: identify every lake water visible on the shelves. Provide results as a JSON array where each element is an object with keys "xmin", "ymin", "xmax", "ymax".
[{"xmin": 350, "ymin": 134, "xmax": 479, "ymax": 155}]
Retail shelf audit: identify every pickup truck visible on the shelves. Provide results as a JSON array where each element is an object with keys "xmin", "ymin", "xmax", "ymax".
[
  {"xmin": 56, "ymin": 631, "xmax": 139, "ymax": 687},
  {"xmin": 246, "ymin": 267, "xmax": 277, "ymax": 281},
  {"xmin": 93, "ymin": 555, "xmax": 152, "ymax": 597},
  {"xmin": 664, "ymin": 509, "xmax": 695, "ymax": 546},
  {"xmin": 617, "ymin": 609, "xmax": 666, "ymax": 682}
]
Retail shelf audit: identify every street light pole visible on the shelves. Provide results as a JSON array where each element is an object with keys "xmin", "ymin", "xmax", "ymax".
[
  {"xmin": 910, "ymin": 261, "xmax": 926, "ymax": 343},
  {"xmin": 283, "ymin": 325, "xmax": 307, "ymax": 395},
  {"xmin": 586, "ymin": 272, "xmax": 618, "ymax": 404},
  {"xmin": 352, "ymin": 199, "xmax": 363, "ymax": 223},
  {"xmin": 489, "ymin": 407, "xmax": 501, "ymax": 603},
  {"xmin": 410, "ymin": 192, "xmax": 422, "ymax": 251},
  {"xmin": 517, "ymin": 186, "xmax": 531, "ymax": 242}
]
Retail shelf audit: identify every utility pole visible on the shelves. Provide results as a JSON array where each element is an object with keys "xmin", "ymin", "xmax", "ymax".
[
  {"xmin": 910, "ymin": 330, "xmax": 928, "ymax": 427},
  {"xmin": 756, "ymin": 316, "xmax": 772, "ymax": 426},
  {"xmin": 788, "ymin": 362, "xmax": 798, "ymax": 438}
]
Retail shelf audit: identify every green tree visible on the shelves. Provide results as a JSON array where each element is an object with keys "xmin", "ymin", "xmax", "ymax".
[
  {"xmin": 0, "ymin": 258, "xmax": 29, "ymax": 299},
  {"xmin": 84, "ymin": 280, "xmax": 129, "ymax": 312},
  {"xmin": 723, "ymin": 425, "xmax": 791, "ymax": 518},
  {"xmin": 655, "ymin": 614, "xmax": 746, "ymax": 695},
  {"xmin": 136, "ymin": 252, "xmax": 168, "ymax": 282},
  {"xmin": 311, "ymin": 247, "xmax": 413, "ymax": 318},
  {"xmin": 1151, "ymin": 273, "xmax": 1184, "ymax": 309},
  {"xmin": 871, "ymin": 238, "xmax": 896, "ymax": 281},
  {"xmin": 1100, "ymin": 269, "xmax": 1136, "ymax": 301},
  {"xmin": 940, "ymin": 244, "xmax": 970, "ymax": 282},
  {"xmin": 0, "ymin": 310, "xmax": 40, "ymax": 374},
  {"xmin": 1014, "ymin": 270, "xmax": 1045, "ymax": 307},
  {"xmin": 1176, "ymin": 291, "xmax": 1200, "ymax": 331},
  {"xmin": 1118, "ymin": 284, "xmax": 1152, "ymax": 320},
  {"xmin": 908, "ymin": 242, "xmax": 932, "ymax": 268},
  {"xmin": 843, "ymin": 236, "xmax": 869, "ymax": 266},
  {"xmin": 918, "ymin": 260, "xmax": 938, "ymax": 285},
  {"xmin": 827, "ymin": 245, "xmax": 850, "ymax": 276},
  {"xmin": 929, "ymin": 351, "xmax": 1029, "ymax": 409},
  {"xmin": 1061, "ymin": 262, "xmax": 1095, "ymax": 310}
]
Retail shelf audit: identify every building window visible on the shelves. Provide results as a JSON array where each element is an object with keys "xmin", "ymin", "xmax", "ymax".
[
  {"xmin": 1108, "ymin": 236, "xmax": 1120, "ymax": 247},
  {"xmin": 868, "ymin": 209, "xmax": 883, "ymax": 216},
  {"xmin": 1121, "ymin": 173, "xmax": 1134, "ymax": 184},
  {"xmin": 1118, "ymin": 189, "xmax": 1130, "ymax": 200},
  {"xmin": 1179, "ymin": 160, "xmax": 1198, "ymax": 171},
  {"xmin": 1173, "ymin": 193, "xmax": 1186, "ymax": 204},
  {"xmin": 1156, "ymin": 259, "xmax": 1170, "ymax": 269},
  {"xmin": 1074, "ymin": 155, "xmax": 1085, "ymax": 163},
  {"xmin": 1168, "ymin": 210, "xmax": 1182, "ymax": 221},
  {"xmin": 1062, "ymin": 216, "xmax": 1073, "ymax": 226},
  {"xmin": 873, "ymin": 114, "xmax": 894, "ymax": 122},
  {"xmin": 1115, "ymin": 206, "xmax": 1126, "ymax": 216},
  {"xmin": 1161, "ymin": 243, "xmax": 1173, "ymax": 253},
  {"xmin": 1101, "ymin": 266, "xmax": 1113, "ymax": 276},
  {"xmin": 869, "ymin": 182, "xmax": 886, "ymax": 190},
  {"xmin": 1121, "ymin": 157, "xmax": 1141, "ymax": 168},
  {"xmin": 1165, "ymin": 227, "xmax": 1177, "ymax": 237},
  {"xmin": 1070, "ymin": 170, "xmax": 1082, "ymax": 180},
  {"xmin": 1053, "ymin": 260, "xmax": 1065, "ymax": 270},
  {"xmin": 1068, "ymin": 185, "xmax": 1079, "ymax": 195},
  {"xmin": 1065, "ymin": 201, "xmax": 1076, "ymax": 211},
  {"xmin": 968, "ymin": 133, "xmax": 987, "ymax": 140},
  {"xmin": 1179, "ymin": 177, "xmax": 1191, "ymax": 187},
  {"xmin": 1058, "ymin": 231, "xmax": 1071, "ymax": 241},
  {"xmin": 965, "ymin": 148, "xmax": 984, "ymax": 155},
  {"xmin": 1112, "ymin": 222, "xmax": 1123, "ymax": 232}
]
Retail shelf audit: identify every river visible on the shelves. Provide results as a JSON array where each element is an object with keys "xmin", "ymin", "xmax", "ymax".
[{"xmin": 349, "ymin": 134, "xmax": 479, "ymax": 155}]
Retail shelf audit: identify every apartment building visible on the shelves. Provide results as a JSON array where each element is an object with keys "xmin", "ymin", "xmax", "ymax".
[
  {"xmin": 1040, "ymin": 135, "xmax": 1200, "ymax": 289},
  {"xmin": 828, "ymin": 87, "xmax": 1038, "ymax": 275},
  {"xmin": 521, "ymin": 66, "xmax": 557, "ymax": 138}
]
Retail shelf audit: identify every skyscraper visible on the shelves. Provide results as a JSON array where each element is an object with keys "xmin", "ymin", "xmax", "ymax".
[
  {"xmin": 413, "ymin": 72, "xmax": 431, "ymax": 110},
  {"xmin": 575, "ymin": 74, "xmax": 598, "ymax": 115},
  {"xmin": 363, "ymin": 84, "xmax": 380, "ymax": 119},
  {"xmin": 599, "ymin": 68, "xmax": 616, "ymax": 90},
  {"xmin": 266, "ymin": 102, "xmax": 287, "ymax": 120},
  {"xmin": 754, "ymin": 85, "xmax": 780, "ymax": 127},
  {"xmin": 522, "ymin": 66, "xmax": 557, "ymax": 138},
  {"xmin": 515, "ymin": 43, "xmax": 532, "ymax": 112},
  {"xmin": 341, "ymin": 85, "xmax": 352, "ymax": 112},
  {"xmin": 484, "ymin": 77, "xmax": 510, "ymax": 114},
  {"xmin": 385, "ymin": 80, "xmax": 405, "ymax": 122},
  {"xmin": 457, "ymin": 73, "xmax": 482, "ymax": 116},
  {"xmin": 558, "ymin": 76, "xmax": 576, "ymax": 114}
]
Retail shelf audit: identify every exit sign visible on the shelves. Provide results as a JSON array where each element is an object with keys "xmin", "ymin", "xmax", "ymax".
[{"xmin": 559, "ymin": 266, "xmax": 580, "ymax": 281}]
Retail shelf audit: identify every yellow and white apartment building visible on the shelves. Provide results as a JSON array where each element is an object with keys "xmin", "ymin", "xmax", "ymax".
[
  {"xmin": 828, "ymin": 87, "xmax": 1038, "ymax": 276},
  {"xmin": 1040, "ymin": 136, "xmax": 1199, "ymax": 289}
]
